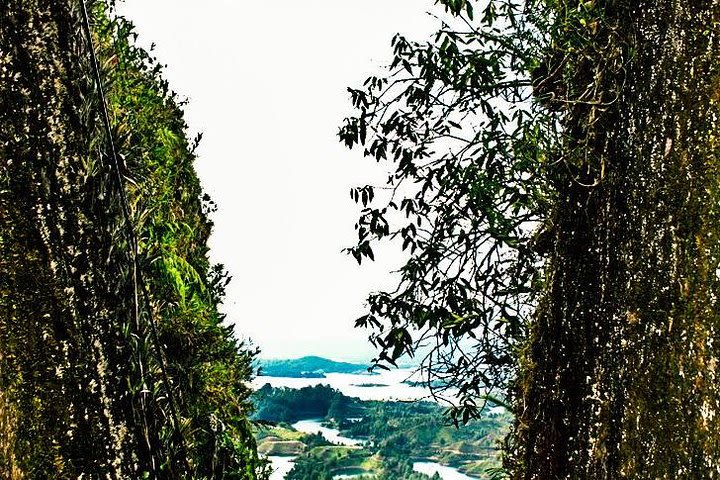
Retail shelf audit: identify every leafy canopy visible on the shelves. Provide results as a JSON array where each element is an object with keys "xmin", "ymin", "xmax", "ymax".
[{"xmin": 339, "ymin": 0, "xmax": 561, "ymax": 422}]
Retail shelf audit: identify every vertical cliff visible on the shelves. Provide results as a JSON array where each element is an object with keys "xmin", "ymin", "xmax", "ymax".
[
  {"xmin": 513, "ymin": 1, "xmax": 720, "ymax": 478},
  {"xmin": 0, "ymin": 1, "xmax": 264, "ymax": 478}
]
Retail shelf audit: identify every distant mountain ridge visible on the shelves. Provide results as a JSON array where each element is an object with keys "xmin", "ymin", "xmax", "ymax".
[{"xmin": 258, "ymin": 356, "xmax": 369, "ymax": 378}]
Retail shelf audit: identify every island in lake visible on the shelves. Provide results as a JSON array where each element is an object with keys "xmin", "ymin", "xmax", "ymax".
[{"xmin": 258, "ymin": 355, "xmax": 370, "ymax": 378}]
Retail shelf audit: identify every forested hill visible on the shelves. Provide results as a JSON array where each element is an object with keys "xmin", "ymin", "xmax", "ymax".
[
  {"xmin": 259, "ymin": 356, "xmax": 368, "ymax": 377},
  {"xmin": 0, "ymin": 2, "xmax": 265, "ymax": 478}
]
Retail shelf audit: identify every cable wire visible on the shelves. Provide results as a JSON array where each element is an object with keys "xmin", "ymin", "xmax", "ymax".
[{"xmin": 78, "ymin": 0, "xmax": 191, "ymax": 473}]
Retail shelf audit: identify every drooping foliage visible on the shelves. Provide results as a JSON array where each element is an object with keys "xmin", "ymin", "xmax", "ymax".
[
  {"xmin": 0, "ymin": 1, "xmax": 267, "ymax": 478},
  {"xmin": 339, "ymin": 0, "xmax": 557, "ymax": 421},
  {"xmin": 342, "ymin": 0, "xmax": 720, "ymax": 478}
]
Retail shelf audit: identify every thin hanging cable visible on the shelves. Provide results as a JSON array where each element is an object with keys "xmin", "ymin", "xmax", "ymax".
[{"xmin": 79, "ymin": 0, "xmax": 190, "ymax": 473}]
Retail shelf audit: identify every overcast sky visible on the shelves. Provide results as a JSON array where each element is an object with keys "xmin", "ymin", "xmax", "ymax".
[{"xmin": 116, "ymin": 1, "xmax": 438, "ymax": 362}]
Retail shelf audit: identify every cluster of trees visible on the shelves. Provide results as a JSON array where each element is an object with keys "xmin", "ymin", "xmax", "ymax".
[
  {"xmin": 252, "ymin": 384, "xmax": 359, "ymax": 423},
  {"xmin": 344, "ymin": 400, "xmax": 506, "ymax": 462}
]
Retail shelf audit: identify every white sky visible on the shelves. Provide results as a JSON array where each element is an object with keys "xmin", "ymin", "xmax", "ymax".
[{"xmin": 116, "ymin": 1, "xmax": 438, "ymax": 362}]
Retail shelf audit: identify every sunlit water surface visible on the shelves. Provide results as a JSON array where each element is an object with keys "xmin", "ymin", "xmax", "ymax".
[
  {"xmin": 413, "ymin": 461, "xmax": 478, "ymax": 480},
  {"xmin": 268, "ymin": 456, "xmax": 295, "ymax": 480},
  {"xmin": 292, "ymin": 419, "xmax": 363, "ymax": 446}
]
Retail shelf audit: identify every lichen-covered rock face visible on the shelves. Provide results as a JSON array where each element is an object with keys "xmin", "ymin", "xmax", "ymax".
[
  {"xmin": 0, "ymin": 2, "xmax": 140, "ymax": 477},
  {"xmin": 513, "ymin": 1, "xmax": 720, "ymax": 478},
  {"xmin": 0, "ymin": 2, "xmax": 264, "ymax": 479}
]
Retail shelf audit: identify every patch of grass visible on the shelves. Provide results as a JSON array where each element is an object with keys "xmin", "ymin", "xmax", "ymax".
[{"xmin": 257, "ymin": 441, "xmax": 305, "ymax": 456}]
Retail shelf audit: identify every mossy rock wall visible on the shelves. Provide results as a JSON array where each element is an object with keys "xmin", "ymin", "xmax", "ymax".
[
  {"xmin": 513, "ymin": 1, "xmax": 720, "ymax": 478},
  {"xmin": 0, "ymin": 1, "xmax": 264, "ymax": 478}
]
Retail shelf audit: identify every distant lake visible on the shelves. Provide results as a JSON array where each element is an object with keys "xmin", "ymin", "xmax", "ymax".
[
  {"xmin": 253, "ymin": 368, "xmax": 457, "ymax": 403},
  {"xmin": 268, "ymin": 456, "xmax": 295, "ymax": 480},
  {"xmin": 292, "ymin": 419, "xmax": 362, "ymax": 446},
  {"xmin": 413, "ymin": 461, "xmax": 479, "ymax": 480}
]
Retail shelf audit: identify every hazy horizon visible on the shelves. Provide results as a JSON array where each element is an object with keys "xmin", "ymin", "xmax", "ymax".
[{"xmin": 116, "ymin": 1, "xmax": 438, "ymax": 362}]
